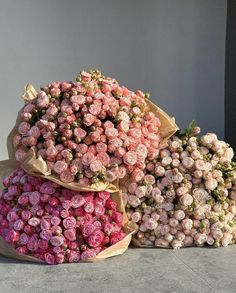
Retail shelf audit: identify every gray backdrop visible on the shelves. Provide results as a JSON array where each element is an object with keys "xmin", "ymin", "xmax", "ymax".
[{"xmin": 0, "ymin": 0, "xmax": 227, "ymax": 160}]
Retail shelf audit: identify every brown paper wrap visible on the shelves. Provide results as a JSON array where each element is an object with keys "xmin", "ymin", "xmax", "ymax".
[
  {"xmin": 0, "ymin": 160, "xmax": 136, "ymax": 263},
  {"xmin": 7, "ymin": 85, "xmax": 178, "ymax": 191},
  {"xmin": 146, "ymin": 98, "xmax": 178, "ymax": 142}
]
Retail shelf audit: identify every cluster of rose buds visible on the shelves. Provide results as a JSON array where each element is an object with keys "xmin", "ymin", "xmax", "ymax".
[
  {"xmin": 13, "ymin": 69, "xmax": 161, "ymax": 185},
  {"xmin": 0, "ymin": 168, "xmax": 126, "ymax": 264},
  {"xmin": 122, "ymin": 122, "xmax": 236, "ymax": 248}
]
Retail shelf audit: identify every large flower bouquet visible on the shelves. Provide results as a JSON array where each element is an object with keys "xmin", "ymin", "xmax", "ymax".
[
  {"xmin": 1, "ymin": 69, "xmax": 236, "ymax": 265},
  {"xmin": 123, "ymin": 122, "xmax": 236, "ymax": 248},
  {"xmin": 10, "ymin": 70, "xmax": 176, "ymax": 189}
]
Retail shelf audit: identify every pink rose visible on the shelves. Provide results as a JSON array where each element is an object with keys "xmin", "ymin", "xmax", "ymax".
[
  {"xmin": 67, "ymin": 250, "xmax": 80, "ymax": 263},
  {"xmin": 50, "ymin": 87, "xmax": 61, "ymax": 98},
  {"xmin": 29, "ymin": 191, "xmax": 40, "ymax": 206},
  {"xmin": 90, "ymin": 160, "xmax": 103, "ymax": 172},
  {"xmin": 131, "ymin": 168, "xmax": 144, "ymax": 182},
  {"xmin": 62, "ymin": 200, "xmax": 72, "ymax": 210},
  {"xmin": 51, "ymin": 216, "xmax": 61, "ymax": 226},
  {"xmin": 40, "ymin": 193, "xmax": 50, "ymax": 203},
  {"xmin": 81, "ymin": 249, "xmax": 96, "ymax": 261},
  {"xmin": 27, "ymin": 236, "xmax": 39, "ymax": 251},
  {"xmin": 55, "ymin": 253, "xmax": 65, "ymax": 264},
  {"xmin": 123, "ymin": 151, "xmax": 138, "ymax": 166},
  {"xmin": 61, "ymin": 82, "xmax": 72, "ymax": 92},
  {"xmin": 64, "ymin": 228, "xmax": 76, "ymax": 241},
  {"xmin": 37, "ymin": 91, "xmax": 49, "ymax": 108},
  {"xmin": 70, "ymin": 95, "xmax": 86, "ymax": 105},
  {"xmin": 23, "ymin": 225, "xmax": 34, "ymax": 235},
  {"xmin": 60, "ymin": 170, "xmax": 75, "ymax": 183},
  {"xmin": 50, "ymin": 235, "xmax": 64, "ymax": 247},
  {"xmin": 46, "ymin": 146, "xmax": 58, "ymax": 158},
  {"xmin": 98, "ymin": 191, "xmax": 110, "ymax": 201},
  {"xmin": 68, "ymin": 242, "xmax": 78, "ymax": 250},
  {"xmin": 21, "ymin": 136, "xmax": 37, "ymax": 147},
  {"xmin": 15, "ymin": 148, "xmax": 27, "ymax": 162},
  {"xmin": 88, "ymin": 230, "xmax": 105, "ymax": 248},
  {"xmin": 105, "ymin": 199, "xmax": 117, "ymax": 210},
  {"xmin": 19, "ymin": 233, "xmax": 29, "ymax": 245},
  {"xmin": 39, "ymin": 182, "xmax": 55, "ymax": 195},
  {"xmin": 40, "ymin": 230, "xmax": 52, "ymax": 241},
  {"xmin": 13, "ymin": 219, "xmax": 25, "ymax": 231},
  {"xmin": 40, "ymin": 218, "xmax": 51, "ymax": 230},
  {"xmin": 13, "ymin": 134, "xmax": 21, "ymax": 147},
  {"xmin": 16, "ymin": 246, "xmax": 27, "ymax": 255},
  {"xmin": 5, "ymin": 230, "xmax": 20, "ymax": 243},
  {"xmin": 75, "ymin": 144, "xmax": 88, "ymax": 154},
  {"xmin": 18, "ymin": 122, "xmax": 31, "ymax": 135},
  {"xmin": 23, "ymin": 103, "xmax": 35, "ymax": 113},
  {"xmin": 60, "ymin": 209, "xmax": 70, "ymax": 218},
  {"xmin": 95, "ymin": 142, "xmax": 107, "ymax": 153},
  {"xmin": 84, "ymin": 201, "xmax": 95, "ymax": 214},
  {"xmin": 53, "ymin": 161, "xmax": 68, "ymax": 175},
  {"xmin": 48, "ymin": 197, "xmax": 59, "ymax": 207},
  {"xmin": 112, "ymin": 211, "xmax": 123, "ymax": 225},
  {"xmin": 63, "ymin": 216, "xmax": 76, "ymax": 229},
  {"xmin": 82, "ymin": 153, "xmax": 95, "ymax": 166},
  {"xmin": 74, "ymin": 127, "xmax": 87, "ymax": 138},
  {"xmin": 44, "ymin": 204, "xmax": 53, "ymax": 214},
  {"xmin": 18, "ymin": 195, "xmax": 29, "ymax": 206},
  {"xmin": 44, "ymin": 253, "xmax": 55, "ymax": 265},
  {"xmin": 51, "ymin": 225, "xmax": 62, "ymax": 235},
  {"xmin": 22, "ymin": 183, "xmax": 34, "ymax": 192},
  {"xmin": 89, "ymin": 104, "xmax": 101, "ymax": 116},
  {"xmin": 110, "ymin": 231, "xmax": 126, "ymax": 245},
  {"xmin": 106, "ymin": 170, "xmax": 117, "ymax": 182},
  {"xmin": 94, "ymin": 204, "xmax": 105, "ymax": 216},
  {"xmin": 71, "ymin": 195, "xmax": 86, "ymax": 208},
  {"xmin": 103, "ymin": 223, "xmax": 114, "ymax": 235},
  {"xmin": 83, "ymin": 113, "xmax": 95, "ymax": 126},
  {"xmin": 7, "ymin": 211, "xmax": 19, "ymax": 222},
  {"xmin": 82, "ymin": 223, "xmax": 96, "ymax": 238},
  {"xmin": 38, "ymin": 239, "xmax": 49, "ymax": 250},
  {"xmin": 52, "ymin": 246, "xmax": 63, "ymax": 255},
  {"xmin": 28, "ymin": 217, "xmax": 41, "ymax": 227},
  {"xmin": 96, "ymin": 152, "xmax": 111, "ymax": 167},
  {"xmin": 105, "ymin": 127, "xmax": 118, "ymax": 139}
]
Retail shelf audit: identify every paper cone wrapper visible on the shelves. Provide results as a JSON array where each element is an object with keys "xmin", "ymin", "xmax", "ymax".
[
  {"xmin": 146, "ymin": 98, "xmax": 178, "ymax": 142},
  {"xmin": 0, "ymin": 160, "xmax": 136, "ymax": 263}
]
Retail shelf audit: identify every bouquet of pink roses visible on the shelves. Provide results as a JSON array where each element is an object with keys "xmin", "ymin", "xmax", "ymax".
[
  {"xmin": 122, "ymin": 122, "xmax": 236, "ymax": 249},
  {"xmin": 0, "ymin": 161, "xmax": 135, "ymax": 264},
  {"xmin": 8, "ymin": 70, "xmax": 177, "ymax": 190}
]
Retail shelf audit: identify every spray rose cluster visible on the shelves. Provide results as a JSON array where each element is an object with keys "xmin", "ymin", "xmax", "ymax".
[
  {"xmin": 122, "ymin": 122, "xmax": 236, "ymax": 248},
  {"xmin": 13, "ymin": 69, "xmax": 161, "ymax": 185},
  {"xmin": 0, "ymin": 168, "xmax": 126, "ymax": 264}
]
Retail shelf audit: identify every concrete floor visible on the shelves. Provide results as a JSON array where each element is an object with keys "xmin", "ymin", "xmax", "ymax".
[{"xmin": 0, "ymin": 247, "xmax": 236, "ymax": 293}]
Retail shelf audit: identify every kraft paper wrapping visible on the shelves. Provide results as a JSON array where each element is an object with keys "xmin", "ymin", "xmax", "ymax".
[
  {"xmin": 0, "ymin": 160, "xmax": 136, "ymax": 263},
  {"xmin": 146, "ymin": 98, "xmax": 178, "ymax": 142},
  {"xmin": 7, "ymin": 85, "xmax": 178, "ymax": 192}
]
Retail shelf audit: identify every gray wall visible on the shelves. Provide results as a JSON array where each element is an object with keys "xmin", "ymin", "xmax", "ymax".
[{"xmin": 0, "ymin": 0, "xmax": 227, "ymax": 160}]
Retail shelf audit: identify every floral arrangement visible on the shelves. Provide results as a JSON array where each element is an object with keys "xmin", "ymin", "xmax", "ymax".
[
  {"xmin": 1, "ymin": 69, "xmax": 235, "ymax": 265},
  {"xmin": 0, "ymin": 168, "xmax": 127, "ymax": 264},
  {"xmin": 123, "ymin": 122, "xmax": 236, "ymax": 248},
  {"xmin": 13, "ymin": 70, "xmax": 162, "ymax": 185}
]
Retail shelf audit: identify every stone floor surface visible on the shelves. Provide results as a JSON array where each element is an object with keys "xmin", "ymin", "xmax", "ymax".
[{"xmin": 0, "ymin": 247, "xmax": 235, "ymax": 293}]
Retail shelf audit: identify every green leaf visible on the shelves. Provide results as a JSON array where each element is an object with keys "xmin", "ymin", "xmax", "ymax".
[{"xmin": 184, "ymin": 120, "xmax": 197, "ymax": 137}]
